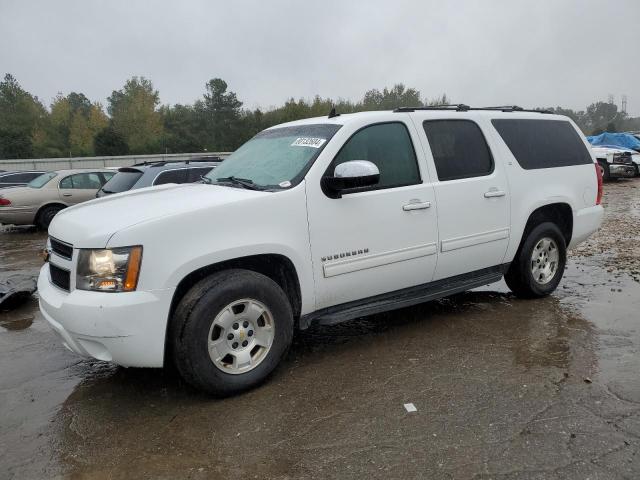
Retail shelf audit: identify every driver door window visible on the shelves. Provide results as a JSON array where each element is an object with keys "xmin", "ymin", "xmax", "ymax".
[{"xmin": 331, "ymin": 122, "xmax": 421, "ymax": 190}]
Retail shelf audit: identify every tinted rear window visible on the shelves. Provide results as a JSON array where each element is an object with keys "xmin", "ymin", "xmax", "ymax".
[
  {"xmin": 101, "ymin": 171, "xmax": 143, "ymax": 193},
  {"xmin": 492, "ymin": 119, "xmax": 592, "ymax": 169},
  {"xmin": 153, "ymin": 169, "xmax": 188, "ymax": 185}
]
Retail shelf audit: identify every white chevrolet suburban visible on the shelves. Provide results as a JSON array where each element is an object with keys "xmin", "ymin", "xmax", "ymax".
[{"xmin": 38, "ymin": 105, "xmax": 604, "ymax": 395}]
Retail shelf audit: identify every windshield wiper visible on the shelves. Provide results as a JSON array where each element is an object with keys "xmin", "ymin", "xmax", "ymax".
[
  {"xmin": 200, "ymin": 175, "xmax": 212, "ymax": 184},
  {"xmin": 214, "ymin": 176, "xmax": 265, "ymax": 191}
]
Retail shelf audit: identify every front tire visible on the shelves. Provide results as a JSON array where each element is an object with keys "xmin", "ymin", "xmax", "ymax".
[
  {"xmin": 505, "ymin": 222, "xmax": 567, "ymax": 298},
  {"xmin": 171, "ymin": 269, "xmax": 293, "ymax": 396}
]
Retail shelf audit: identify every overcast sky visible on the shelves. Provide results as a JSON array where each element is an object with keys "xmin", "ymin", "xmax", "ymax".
[{"xmin": 1, "ymin": 0, "xmax": 638, "ymax": 115}]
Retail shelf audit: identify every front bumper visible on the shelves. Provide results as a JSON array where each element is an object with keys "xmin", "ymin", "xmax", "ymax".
[
  {"xmin": 38, "ymin": 264, "xmax": 175, "ymax": 367},
  {"xmin": 608, "ymin": 164, "xmax": 636, "ymax": 178}
]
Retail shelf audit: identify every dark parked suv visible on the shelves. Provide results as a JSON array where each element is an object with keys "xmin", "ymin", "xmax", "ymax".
[
  {"xmin": 96, "ymin": 158, "xmax": 221, "ymax": 198},
  {"xmin": 0, "ymin": 171, "xmax": 47, "ymax": 189}
]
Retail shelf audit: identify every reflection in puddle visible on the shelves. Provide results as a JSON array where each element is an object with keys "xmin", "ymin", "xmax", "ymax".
[
  {"xmin": 0, "ymin": 297, "xmax": 38, "ymax": 331},
  {"xmin": 0, "ymin": 315, "xmax": 34, "ymax": 331},
  {"xmin": 46, "ymin": 288, "xmax": 602, "ymax": 479}
]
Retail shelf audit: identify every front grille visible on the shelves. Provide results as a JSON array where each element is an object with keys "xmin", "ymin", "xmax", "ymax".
[
  {"xmin": 50, "ymin": 237, "xmax": 73, "ymax": 259},
  {"xmin": 50, "ymin": 264, "xmax": 71, "ymax": 291}
]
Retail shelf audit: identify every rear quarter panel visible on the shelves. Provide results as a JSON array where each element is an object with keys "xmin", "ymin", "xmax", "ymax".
[{"xmin": 485, "ymin": 119, "xmax": 598, "ymax": 262}]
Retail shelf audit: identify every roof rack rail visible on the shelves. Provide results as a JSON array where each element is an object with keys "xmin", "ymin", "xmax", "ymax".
[
  {"xmin": 394, "ymin": 104, "xmax": 470, "ymax": 112},
  {"xmin": 393, "ymin": 105, "xmax": 553, "ymax": 114},
  {"xmin": 131, "ymin": 156, "xmax": 223, "ymax": 167}
]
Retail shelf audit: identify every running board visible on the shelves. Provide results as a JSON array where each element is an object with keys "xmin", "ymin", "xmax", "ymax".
[{"xmin": 299, "ymin": 264, "xmax": 508, "ymax": 329}]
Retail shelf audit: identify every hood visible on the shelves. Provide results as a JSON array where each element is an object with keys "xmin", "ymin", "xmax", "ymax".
[{"xmin": 48, "ymin": 183, "xmax": 268, "ymax": 247}]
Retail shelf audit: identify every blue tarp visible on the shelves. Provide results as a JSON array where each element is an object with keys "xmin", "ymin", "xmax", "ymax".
[{"xmin": 586, "ymin": 132, "xmax": 640, "ymax": 151}]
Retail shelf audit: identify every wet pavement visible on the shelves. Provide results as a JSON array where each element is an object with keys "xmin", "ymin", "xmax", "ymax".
[{"xmin": 1, "ymin": 180, "xmax": 640, "ymax": 479}]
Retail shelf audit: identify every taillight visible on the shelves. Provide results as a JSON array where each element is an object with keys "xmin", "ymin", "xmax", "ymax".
[
  {"xmin": 595, "ymin": 163, "xmax": 603, "ymax": 206},
  {"xmin": 0, "ymin": 198, "xmax": 10, "ymax": 206}
]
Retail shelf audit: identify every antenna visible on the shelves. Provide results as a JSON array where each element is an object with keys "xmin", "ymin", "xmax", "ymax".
[
  {"xmin": 622, "ymin": 95, "xmax": 628, "ymax": 115},
  {"xmin": 328, "ymin": 107, "xmax": 340, "ymax": 119}
]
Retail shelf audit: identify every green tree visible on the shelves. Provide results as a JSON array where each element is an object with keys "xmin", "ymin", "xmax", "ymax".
[
  {"xmin": 108, "ymin": 77, "xmax": 163, "ymax": 154},
  {"xmin": 160, "ymin": 103, "xmax": 205, "ymax": 153},
  {"xmin": 425, "ymin": 93, "xmax": 450, "ymax": 106},
  {"xmin": 198, "ymin": 78, "xmax": 243, "ymax": 151},
  {"xmin": 0, "ymin": 74, "xmax": 49, "ymax": 159},
  {"xmin": 361, "ymin": 84, "xmax": 422, "ymax": 110},
  {"xmin": 49, "ymin": 93, "xmax": 108, "ymax": 156},
  {"xmin": 69, "ymin": 103, "xmax": 109, "ymax": 156},
  {"xmin": 94, "ymin": 126, "xmax": 129, "ymax": 156}
]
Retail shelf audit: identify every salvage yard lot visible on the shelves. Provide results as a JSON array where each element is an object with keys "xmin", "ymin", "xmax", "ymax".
[{"xmin": 2, "ymin": 179, "xmax": 640, "ymax": 479}]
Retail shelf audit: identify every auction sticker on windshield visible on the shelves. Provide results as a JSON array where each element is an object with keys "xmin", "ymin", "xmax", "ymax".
[{"xmin": 291, "ymin": 137, "xmax": 326, "ymax": 148}]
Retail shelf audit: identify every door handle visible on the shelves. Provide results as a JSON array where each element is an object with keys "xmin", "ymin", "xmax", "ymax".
[
  {"xmin": 62, "ymin": 193, "xmax": 72, "ymax": 197},
  {"xmin": 484, "ymin": 189, "xmax": 506, "ymax": 198},
  {"xmin": 403, "ymin": 201, "xmax": 431, "ymax": 211}
]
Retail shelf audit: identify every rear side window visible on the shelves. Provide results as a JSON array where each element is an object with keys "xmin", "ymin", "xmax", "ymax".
[
  {"xmin": 153, "ymin": 168, "xmax": 188, "ymax": 185},
  {"xmin": 60, "ymin": 173, "xmax": 102, "ymax": 189},
  {"xmin": 102, "ymin": 171, "xmax": 143, "ymax": 193},
  {"xmin": 332, "ymin": 122, "xmax": 420, "ymax": 189},
  {"xmin": 423, "ymin": 120, "xmax": 494, "ymax": 181},
  {"xmin": 492, "ymin": 119, "xmax": 592, "ymax": 169}
]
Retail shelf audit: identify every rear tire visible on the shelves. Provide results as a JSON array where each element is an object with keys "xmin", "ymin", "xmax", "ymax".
[
  {"xmin": 170, "ymin": 269, "xmax": 293, "ymax": 396},
  {"xmin": 634, "ymin": 164, "xmax": 640, "ymax": 177},
  {"xmin": 36, "ymin": 205, "xmax": 64, "ymax": 230},
  {"xmin": 505, "ymin": 222, "xmax": 566, "ymax": 299},
  {"xmin": 598, "ymin": 161, "xmax": 611, "ymax": 181}
]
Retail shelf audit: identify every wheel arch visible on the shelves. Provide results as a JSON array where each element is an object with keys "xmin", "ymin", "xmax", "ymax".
[
  {"xmin": 517, "ymin": 203, "xmax": 573, "ymax": 254},
  {"xmin": 34, "ymin": 202, "xmax": 68, "ymax": 224},
  {"xmin": 164, "ymin": 253, "xmax": 302, "ymax": 365}
]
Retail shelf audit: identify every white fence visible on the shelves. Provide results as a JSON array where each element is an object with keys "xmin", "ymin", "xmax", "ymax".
[{"xmin": 0, "ymin": 152, "xmax": 232, "ymax": 171}]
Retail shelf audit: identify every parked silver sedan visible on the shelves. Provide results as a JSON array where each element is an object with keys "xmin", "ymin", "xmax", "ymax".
[{"xmin": 0, "ymin": 169, "xmax": 115, "ymax": 229}]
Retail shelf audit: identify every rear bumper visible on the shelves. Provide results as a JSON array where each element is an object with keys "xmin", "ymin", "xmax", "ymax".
[
  {"xmin": 569, "ymin": 205, "xmax": 604, "ymax": 249},
  {"xmin": 0, "ymin": 207, "xmax": 36, "ymax": 225},
  {"xmin": 608, "ymin": 164, "xmax": 636, "ymax": 178},
  {"xmin": 38, "ymin": 264, "xmax": 175, "ymax": 367}
]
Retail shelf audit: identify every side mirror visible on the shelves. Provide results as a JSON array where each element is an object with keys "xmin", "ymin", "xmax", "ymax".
[{"xmin": 322, "ymin": 160, "xmax": 380, "ymax": 198}]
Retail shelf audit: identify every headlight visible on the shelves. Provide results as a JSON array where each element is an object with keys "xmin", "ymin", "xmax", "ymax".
[{"xmin": 76, "ymin": 246, "xmax": 142, "ymax": 292}]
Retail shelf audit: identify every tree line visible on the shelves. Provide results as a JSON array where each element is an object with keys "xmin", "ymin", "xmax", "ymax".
[{"xmin": 0, "ymin": 73, "xmax": 638, "ymax": 159}]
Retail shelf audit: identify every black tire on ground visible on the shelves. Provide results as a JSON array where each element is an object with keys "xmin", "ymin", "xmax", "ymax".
[
  {"xmin": 599, "ymin": 161, "xmax": 611, "ymax": 181},
  {"xmin": 634, "ymin": 164, "xmax": 640, "ymax": 177},
  {"xmin": 36, "ymin": 205, "xmax": 64, "ymax": 230},
  {"xmin": 170, "ymin": 269, "xmax": 293, "ymax": 396},
  {"xmin": 504, "ymin": 222, "xmax": 567, "ymax": 299}
]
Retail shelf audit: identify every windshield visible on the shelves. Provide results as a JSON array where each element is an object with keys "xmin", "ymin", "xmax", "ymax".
[
  {"xmin": 27, "ymin": 172, "xmax": 57, "ymax": 189},
  {"xmin": 101, "ymin": 170, "xmax": 143, "ymax": 193},
  {"xmin": 205, "ymin": 124, "xmax": 341, "ymax": 189}
]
